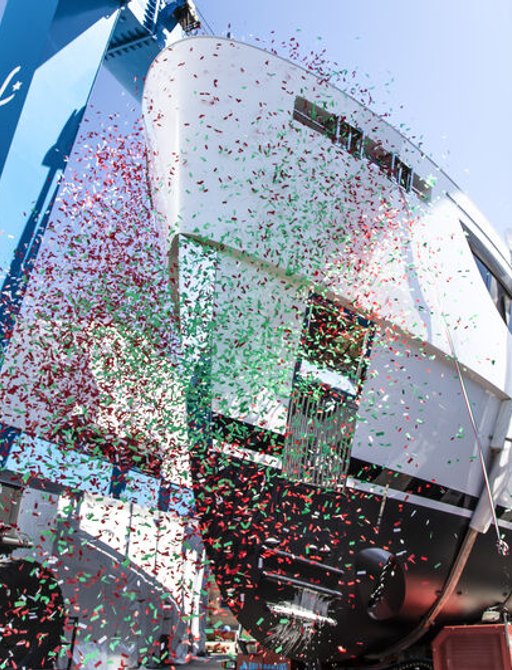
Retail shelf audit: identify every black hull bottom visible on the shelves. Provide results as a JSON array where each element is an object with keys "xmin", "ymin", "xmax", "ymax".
[{"xmin": 192, "ymin": 452, "xmax": 511, "ymax": 665}]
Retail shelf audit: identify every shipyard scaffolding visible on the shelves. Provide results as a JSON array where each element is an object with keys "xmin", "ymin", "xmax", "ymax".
[{"xmin": 0, "ymin": 1, "xmax": 207, "ymax": 667}]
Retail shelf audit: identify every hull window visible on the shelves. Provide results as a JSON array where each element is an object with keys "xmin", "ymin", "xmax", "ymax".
[
  {"xmin": 340, "ymin": 118, "xmax": 363, "ymax": 157},
  {"xmin": 393, "ymin": 157, "xmax": 413, "ymax": 191},
  {"xmin": 292, "ymin": 96, "xmax": 432, "ymax": 201},
  {"xmin": 472, "ymin": 249, "xmax": 512, "ymax": 331},
  {"xmin": 283, "ymin": 297, "xmax": 373, "ymax": 490},
  {"xmin": 293, "ymin": 97, "xmax": 337, "ymax": 140},
  {"xmin": 363, "ymin": 137, "xmax": 394, "ymax": 174},
  {"xmin": 461, "ymin": 222, "xmax": 512, "ymax": 330},
  {"xmin": 410, "ymin": 172, "xmax": 433, "ymax": 201}
]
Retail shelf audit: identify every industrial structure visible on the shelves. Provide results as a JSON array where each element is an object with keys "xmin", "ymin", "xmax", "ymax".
[{"xmin": 0, "ymin": 2, "xmax": 206, "ymax": 667}]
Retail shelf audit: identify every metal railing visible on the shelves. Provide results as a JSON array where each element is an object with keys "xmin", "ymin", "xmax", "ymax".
[{"xmin": 282, "ymin": 379, "xmax": 356, "ymax": 490}]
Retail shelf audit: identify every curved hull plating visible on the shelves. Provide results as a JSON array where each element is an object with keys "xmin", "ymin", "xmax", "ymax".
[
  {"xmin": 191, "ymin": 453, "xmax": 510, "ymax": 663},
  {"xmin": 143, "ymin": 37, "xmax": 512, "ymax": 665}
]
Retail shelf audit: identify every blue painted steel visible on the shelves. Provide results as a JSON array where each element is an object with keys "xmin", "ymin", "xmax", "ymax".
[
  {"xmin": 0, "ymin": 0, "xmax": 191, "ymax": 497},
  {"xmin": 0, "ymin": 0, "xmax": 121, "ymax": 352},
  {"xmin": 0, "ymin": 1, "xmax": 192, "ymax": 349},
  {"xmin": 0, "ymin": 0, "xmax": 60, "ymax": 175},
  {"xmin": 0, "ymin": 0, "xmax": 121, "ymax": 467},
  {"xmin": 104, "ymin": 1, "xmax": 194, "ymax": 99},
  {"xmin": 0, "ymin": 424, "xmax": 19, "ymax": 468},
  {"xmin": 157, "ymin": 0, "xmax": 189, "ymax": 42}
]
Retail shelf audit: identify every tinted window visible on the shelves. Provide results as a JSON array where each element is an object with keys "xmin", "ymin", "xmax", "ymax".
[
  {"xmin": 293, "ymin": 96, "xmax": 431, "ymax": 200},
  {"xmin": 364, "ymin": 137, "xmax": 393, "ymax": 173},
  {"xmin": 472, "ymin": 252, "xmax": 512, "ymax": 331},
  {"xmin": 293, "ymin": 97, "xmax": 337, "ymax": 140},
  {"xmin": 340, "ymin": 120, "xmax": 363, "ymax": 156},
  {"xmin": 301, "ymin": 296, "xmax": 372, "ymax": 397}
]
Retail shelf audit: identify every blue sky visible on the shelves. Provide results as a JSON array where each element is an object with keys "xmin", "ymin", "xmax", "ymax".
[{"xmin": 196, "ymin": 0, "xmax": 512, "ymax": 245}]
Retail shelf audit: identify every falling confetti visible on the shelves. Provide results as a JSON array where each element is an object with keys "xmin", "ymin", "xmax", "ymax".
[{"xmin": 0, "ymin": 30, "xmax": 510, "ymax": 670}]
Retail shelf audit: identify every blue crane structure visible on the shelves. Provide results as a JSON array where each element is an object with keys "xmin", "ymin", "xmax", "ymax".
[{"xmin": 0, "ymin": 0, "xmax": 199, "ymax": 513}]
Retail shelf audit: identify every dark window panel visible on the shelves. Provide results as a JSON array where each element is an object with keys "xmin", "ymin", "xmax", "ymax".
[
  {"xmin": 393, "ymin": 158, "xmax": 413, "ymax": 190},
  {"xmin": 339, "ymin": 119, "xmax": 363, "ymax": 157},
  {"xmin": 474, "ymin": 253, "xmax": 493, "ymax": 291},
  {"xmin": 411, "ymin": 172, "xmax": 433, "ymax": 202},
  {"xmin": 302, "ymin": 296, "xmax": 372, "ymax": 391},
  {"xmin": 363, "ymin": 137, "xmax": 393, "ymax": 174},
  {"xmin": 293, "ymin": 96, "xmax": 337, "ymax": 140},
  {"xmin": 293, "ymin": 97, "xmax": 427, "ymax": 199},
  {"xmin": 472, "ymin": 251, "xmax": 512, "ymax": 330}
]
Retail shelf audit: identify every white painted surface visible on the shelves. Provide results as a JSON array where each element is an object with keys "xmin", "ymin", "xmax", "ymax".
[
  {"xmin": 144, "ymin": 37, "xmax": 510, "ymax": 392},
  {"xmin": 144, "ymin": 38, "xmax": 512, "ymax": 506}
]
